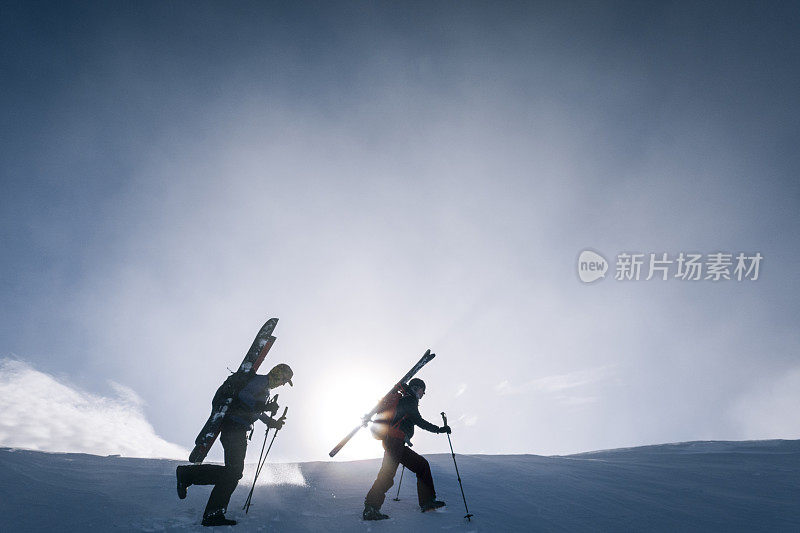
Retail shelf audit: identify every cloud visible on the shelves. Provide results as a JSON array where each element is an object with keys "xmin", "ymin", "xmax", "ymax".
[
  {"xmin": 729, "ymin": 366, "xmax": 800, "ymax": 439},
  {"xmin": 495, "ymin": 380, "xmax": 512, "ymax": 394},
  {"xmin": 457, "ymin": 414, "xmax": 478, "ymax": 427},
  {"xmin": 455, "ymin": 383, "xmax": 467, "ymax": 397},
  {"xmin": 0, "ymin": 358, "xmax": 187, "ymax": 458},
  {"xmin": 527, "ymin": 367, "xmax": 615, "ymax": 393},
  {"xmin": 495, "ymin": 366, "xmax": 614, "ymax": 406}
]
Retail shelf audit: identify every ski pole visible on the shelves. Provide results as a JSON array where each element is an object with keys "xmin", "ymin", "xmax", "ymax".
[
  {"xmin": 441, "ymin": 412, "xmax": 473, "ymax": 521},
  {"xmin": 243, "ymin": 407, "xmax": 288, "ymax": 513},
  {"xmin": 242, "ymin": 396, "xmax": 280, "ymax": 510},
  {"xmin": 393, "ymin": 466, "xmax": 405, "ymax": 501},
  {"xmin": 243, "ymin": 427, "xmax": 271, "ymax": 512}
]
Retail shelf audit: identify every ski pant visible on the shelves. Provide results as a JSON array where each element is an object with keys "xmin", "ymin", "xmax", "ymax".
[
  {"xmin": 365, "ymin": 436, "xmax": 436, "ymax": 509},
  {"xmin": 182, "ymin": 428, "xmax": 247, "ymax": 517}
]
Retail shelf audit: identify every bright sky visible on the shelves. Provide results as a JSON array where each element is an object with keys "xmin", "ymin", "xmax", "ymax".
[{"xmin": 1, "ymin": 2, "xmax": 799, "ymax": 463}]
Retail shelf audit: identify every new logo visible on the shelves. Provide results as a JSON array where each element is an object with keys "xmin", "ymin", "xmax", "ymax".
[{"xmin": 578, "ymin": 250, "xmax": 608, "ymax": 283}]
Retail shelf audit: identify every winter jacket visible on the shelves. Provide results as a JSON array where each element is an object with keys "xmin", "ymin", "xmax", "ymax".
[
  {"xmin": 392, "ymin": 394, "xmax": 439, "ymax": 442},
  {"xmin": 225, "ymin": 374, "xmax": 273, "ymax": 429}
]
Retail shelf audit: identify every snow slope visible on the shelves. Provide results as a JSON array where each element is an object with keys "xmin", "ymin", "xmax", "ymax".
[{"xmin": 1, "ymin": 440, "xmax": 799, "ymax": 532}]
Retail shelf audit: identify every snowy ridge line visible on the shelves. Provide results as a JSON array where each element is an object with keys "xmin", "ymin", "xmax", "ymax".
[
  {"xmin": 1, "ymin": 440, "xmax": 799, "ymax": 531},
  {"xmin": 566, "ymin": 438, "xmax": 800, "ymax": 457}
]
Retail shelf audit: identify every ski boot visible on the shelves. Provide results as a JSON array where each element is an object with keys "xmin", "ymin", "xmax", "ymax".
[
  {"xmin": 420, "ymin": 500, "xmax": 446, "ymax": 512},
  {"xmin": 202, "ymin": 511, "xmax": 237, "ymax": 526},
  {"xmin": 363, "ymin": 504, "xmax": 389, "ymax": 520},
  {"xmin": 176, "ymin": 466, "xmax": 190, "ymax": 499}
]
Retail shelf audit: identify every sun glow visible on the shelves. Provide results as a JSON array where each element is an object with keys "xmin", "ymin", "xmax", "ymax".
[{"xmin": 319, "ymin": 371, "xmax": 390, "ymax": 461}]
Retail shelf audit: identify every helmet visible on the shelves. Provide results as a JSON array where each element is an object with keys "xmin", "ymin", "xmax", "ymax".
[
  {"xmin": 267, "ymin": 363, "xmax": 294, "ymax": 387},
  {"xmin": 408, "ymin": 378, "xmax": 425, "ymax": 391}
]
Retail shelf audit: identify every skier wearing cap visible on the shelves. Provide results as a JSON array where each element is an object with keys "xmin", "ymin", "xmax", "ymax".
[
  {"xmin": 176, "ymin": 363, "xmax": 294, "ymax": 527},
  {"xmin": 363, "ymin": 377, "xmax": 451, "ymax": 520}
]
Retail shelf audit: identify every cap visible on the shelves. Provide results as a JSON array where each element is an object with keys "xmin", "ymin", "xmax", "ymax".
[{"xmin": 267, "ymin": 363, "xmax": 293, "ymax": 387}]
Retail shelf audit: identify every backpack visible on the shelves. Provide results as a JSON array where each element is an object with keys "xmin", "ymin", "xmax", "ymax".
[
  {"xmin": 212, "ymin": 371, "xmax": 253, "ymax": 409},
  {"xmin": 369, "ymin": 383, "xmax": 410, "ymax": 441}
]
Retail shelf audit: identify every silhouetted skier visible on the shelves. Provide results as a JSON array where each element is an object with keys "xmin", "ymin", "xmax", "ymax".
[
  {"xmin": 363, "ymin": 377, "xmax": 451, "ymax": 520},
  {"xmin": 176, "ymin": 364, "xmax": 293, "ymax": 527}
]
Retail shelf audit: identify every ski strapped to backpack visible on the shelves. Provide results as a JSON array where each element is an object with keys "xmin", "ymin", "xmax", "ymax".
[
  {"xmin": 189, "ymin": 318, "xmax": 279, "ymax": 464},
  {"xmin": 329, "ymin": 349, "xmax": 436, "ymax": 457}
]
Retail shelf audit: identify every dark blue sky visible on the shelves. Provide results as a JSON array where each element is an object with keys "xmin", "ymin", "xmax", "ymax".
[{"xmin": 1, "ymin": 2, "xmax": 799, "ymax": 460}]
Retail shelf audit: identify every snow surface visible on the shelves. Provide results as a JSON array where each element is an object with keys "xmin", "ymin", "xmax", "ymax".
[{"xmin": 1, "ymin": 440, "xmax": 799, "ymax": 532}]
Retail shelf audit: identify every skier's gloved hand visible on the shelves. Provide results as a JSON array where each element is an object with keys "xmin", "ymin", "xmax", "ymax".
[
  {"xmin": 267, "ymin": 417, "xmax": 285, "ymax": 430},
  {"xmin": 264, "ymin": 397, "xmax": 280, "ymax": 416},
  {"xmin": 438, "ymin": 425, "xmax": 451, "ymax": 434}
]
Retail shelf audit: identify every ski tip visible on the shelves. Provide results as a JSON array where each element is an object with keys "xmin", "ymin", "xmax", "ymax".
[{"xmin": 256, "ymin": 318, "xmax": 279, "ymax": 337}]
